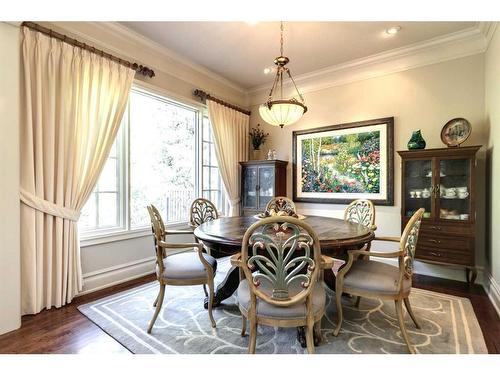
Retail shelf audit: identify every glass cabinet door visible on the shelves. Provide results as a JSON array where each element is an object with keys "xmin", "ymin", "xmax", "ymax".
[
  {"xmin": 258, "ymin": 166, "xmax": 275, "ymax": 210},
  {"xmin": 403, "ymin": 159, "xmax": 433, "ymax": 219},
  {"xmin": 438, "ymin": 158, "xmax": 471, "ymax": 221},
  {"xmin": 242, "ymin": 167, "xmax": 257, "ymax": 209}
]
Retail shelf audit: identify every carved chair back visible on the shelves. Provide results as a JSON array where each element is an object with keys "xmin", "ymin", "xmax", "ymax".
[
  {"xmin": 399, "ymin": 208, "xmax": 425, "ymax": 281},
  {"xmin": 147, "ymin": 204, "xmax": 167, "ymax": 276},
  {"xmin": 240, "ymin": 216, "xmax": 321, "ymax": 308},
  {"xmin": 344, "ymin": 199, "xmax": 376, "ymax": 230},
  {"xmin": 265, "ymin": 196, "xmax": 296, "ymax": 214},
  {"xmin": 189, "ymin": 198, "xmax": 219, "ymax": 228}
]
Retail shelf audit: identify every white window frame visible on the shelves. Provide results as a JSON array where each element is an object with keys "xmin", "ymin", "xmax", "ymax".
[{"xmin": 80, "ymin": 83, "xmax": 223, "ymax": 247}]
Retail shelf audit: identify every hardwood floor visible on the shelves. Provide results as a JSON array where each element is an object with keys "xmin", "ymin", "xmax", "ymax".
[{"xmin": 0, "ymin": 273, "xmax": 498, "ymax": 354}]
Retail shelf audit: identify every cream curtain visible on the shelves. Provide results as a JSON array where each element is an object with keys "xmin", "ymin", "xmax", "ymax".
[
  {"xmin": 20, "ymin": 27, "xmax": 135, "ymax": 314},
  {"xmin": 207, "ymin": 100, "xmax": 249, "ymax": 216}
]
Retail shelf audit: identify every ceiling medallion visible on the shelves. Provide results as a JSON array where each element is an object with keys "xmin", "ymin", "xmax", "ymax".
[{"xmin": 259, "ymin": 21, "xmax": 307, "ymax": 128}]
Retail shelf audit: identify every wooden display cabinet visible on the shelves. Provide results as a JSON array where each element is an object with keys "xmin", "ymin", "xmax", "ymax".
[
  {"xmin": 240, "ymin": 160, "xmax": 288, "ymax": 217},
  {"xmin": 398, "ymin": 146, "xmax": 481, "ymax": 285}
]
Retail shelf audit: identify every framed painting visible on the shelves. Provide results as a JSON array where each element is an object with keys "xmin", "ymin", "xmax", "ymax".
[{"xmin": 293, "ymin": 117, "xmax": 394, "ymax": 205}]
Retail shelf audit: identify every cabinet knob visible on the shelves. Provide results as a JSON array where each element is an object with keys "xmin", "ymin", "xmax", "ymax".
[
  {"xmin": 428, "ymin": 239, "xmax": 441, "ymax": 244},
  {"xmin": 429, "ymin": 226, "xmax": 442, "ymax": 231},
  {"xmin": 429, "ymin": 251, "xmax": 441, "ymax": 257}
]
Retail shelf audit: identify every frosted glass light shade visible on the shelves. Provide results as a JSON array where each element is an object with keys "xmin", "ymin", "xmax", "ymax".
[{"xmin": 259, "ymin": 100, "xmax": 306, "ymax": 128}]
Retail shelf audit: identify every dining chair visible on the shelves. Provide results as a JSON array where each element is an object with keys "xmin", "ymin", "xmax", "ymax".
[
  {"xmin": 146, "ymin": 204, "xmax": 217, "ymax": 333},
  {"xmin": 189, "ymin": 198, "xmax": 220, "ymax": 228},
  {"xmin": 265, "ymin": 196, "xmax": 296, "ymax": 214},
  {"xmin": 333, "ymin": 208, "xmax": 425, "ymax": 354},
  {"xmin": 230, "ymin": 216, "xmax": 335, "ymax": 353},
  {"xmin": 343, "ymin": 199, "xmax": 377, "ymax": 307},
  {"xmin": 344, "ymin": 199, "xmax": 377, "ymax": 231}
]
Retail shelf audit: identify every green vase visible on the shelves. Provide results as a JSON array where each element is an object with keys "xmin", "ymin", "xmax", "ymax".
[{"xmin": 407, "ymin": 130, "xmax": 426, "ymax": 150}]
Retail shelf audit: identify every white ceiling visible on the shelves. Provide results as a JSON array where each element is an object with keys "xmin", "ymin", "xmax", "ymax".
[{"xmin": 120, "ymin": 21, "xmax": 476, "ymax": 90}]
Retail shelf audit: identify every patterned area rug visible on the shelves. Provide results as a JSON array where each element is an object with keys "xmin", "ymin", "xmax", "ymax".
[{"xmin": 78, "ymin": 257, "xmax": 487, "ymax": 354}]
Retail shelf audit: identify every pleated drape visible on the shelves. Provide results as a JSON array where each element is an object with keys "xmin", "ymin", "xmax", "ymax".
[
  {"xmin": 20, "ymin": 27, "xmax": 135, "ymax": 314},
  {"xmin": 207, "ymin": 100, "xmax": 249, "ymax": 216}
]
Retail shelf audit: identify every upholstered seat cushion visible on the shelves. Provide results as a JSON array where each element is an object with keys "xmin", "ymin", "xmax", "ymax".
[
  {"xmin": 343, "ymin": 259, "xmax": 411, "ymax": 295},
  {"xmin": 156, "ymin": 252, "xmax": 217, "ymax": 280},
  {"xmin": 237, "ymin": 279, "xmax": 326, "ymax": 320}
]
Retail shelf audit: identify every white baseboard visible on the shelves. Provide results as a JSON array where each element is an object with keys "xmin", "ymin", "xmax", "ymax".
[
  {"xmin": 483, "ymin": 272, "xmax": 500, "ymax": 318},
  {"xmin": 79, "ymin": 256, "xmax": 156, "ymax": 296}
]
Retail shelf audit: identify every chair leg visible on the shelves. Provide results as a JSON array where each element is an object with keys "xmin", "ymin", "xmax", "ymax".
[
  {"xmin": 147, "ymin": 283, "xmax": 165, "ymax": 333},
  {"xmin": 241, "ymin": 316, "xmax": 247, "ymax": 336},
  {"xmin": 153, "ymin": 293, "xmax": 159, "ymax": 307},
  {"xmin": 207, "ymin": 277, "xmax": 216, "ymax": 328},
  {"xmin": 202, "ymin": 284, "xmax": 208, "ymax": 297},
  {"xmin": 404, "ymin": 297, "xmax": 420, "ymax": 329},
  {"xmin": 333, "ymin": 286, "xmax": 343, "ymax": 336},
  {"xmin": 313, "ymin": 320, "xmax": 323, "ymax": 344},
  {"xmin": 248, "ymin": 320, "xmax": 257, "ymax": 354},
  {"xmin": 305, "ymin": 323, "xmax": 315, "ymax": 354},
  {"xmin": 354, "ymin": 296, "xmax": 361, "ymax": 308},
  {"xmin": 395, "ymin": 299, "xmax": 415, "ymax": 354}
]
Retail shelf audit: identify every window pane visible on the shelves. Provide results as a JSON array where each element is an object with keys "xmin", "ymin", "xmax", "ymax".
[
  {"xmin": 203, "ymin": 166, "xmax": 211, "ymax": 190},
  {"xmin": 210, "ymin": 143, "xmax": 218, "ymax": 167},
  {"xmin": 98, "ymin": 158, "xmax": 118, "ymax": 192},
  {"xmin": 211, "ymin": 167, "xmax": 220, "ymax": 190},
  {"xmin": 130, "ymin": 90, "xmax": 196, "ymax": 227},
  {"xmin": 203, "ymin": 116, "xmax": 211, "ymax": 140},
  {"xmin": 211, "ymin": 191, "xmax": 220, "ymax": 209},
  {"xmin": 98, "ymin": 193, "xmax": 118, "ymax": 227},
  {"xmin": 203, "ymin": 142, "xmax": 210, "ymax": 165},
  {"xmin": 79, "ymin": 193, "xmax": 97, "ymax": 231}
]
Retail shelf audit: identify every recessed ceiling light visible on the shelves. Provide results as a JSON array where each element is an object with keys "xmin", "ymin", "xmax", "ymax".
[
  {"xmin": 263, "ymin": 67, "xmax": 272, "ymax": 74},
  {"xmin": 386, "ymin": 26, "xmax": 402, "ymax": 35}
]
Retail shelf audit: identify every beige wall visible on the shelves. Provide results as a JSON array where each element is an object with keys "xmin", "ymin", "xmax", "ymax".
[
  {"xmin": 485, "ymin": 27, "xmax": 500, "ymax": 290},
  {"xmin": 249, "ymin": 54, "xmax": 487, "ymax": 281},
  {"xmin": 0, "ymin": 22, "xmax": 21, "ymax": 334}
]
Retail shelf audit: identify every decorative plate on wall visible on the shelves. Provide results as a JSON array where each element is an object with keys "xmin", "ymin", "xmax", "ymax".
[{"xmin": 441, "ymin": 118, "xmax": 472, "ymax": 147}]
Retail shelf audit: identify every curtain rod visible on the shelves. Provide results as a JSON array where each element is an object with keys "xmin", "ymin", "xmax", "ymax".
[
  {"xmin": 21, "ymin": 21, "xmax": 155, "ymax": 78},
  {"xmin": 193, "ymin": 89, "xmax": 251, "ymax": 116}
]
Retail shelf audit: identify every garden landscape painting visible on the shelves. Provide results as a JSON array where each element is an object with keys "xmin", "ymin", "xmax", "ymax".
[{"xmin": 293, "ymin": 118, "xmax": 394, "ymax": 205}]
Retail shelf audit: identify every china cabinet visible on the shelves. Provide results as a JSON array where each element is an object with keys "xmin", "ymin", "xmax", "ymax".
[
  {"xmin": 397, "ymin": 146, "xmax": 481, "ymax": 284},
  {"xmin": 240, "ymin": 160, "xmax": 287, "ymax": 216}
]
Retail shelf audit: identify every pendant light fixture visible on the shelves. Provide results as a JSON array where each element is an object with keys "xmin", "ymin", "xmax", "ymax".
[{"xmin": 259, "ymin": 21, "xmax": 307, "ymax": 128}]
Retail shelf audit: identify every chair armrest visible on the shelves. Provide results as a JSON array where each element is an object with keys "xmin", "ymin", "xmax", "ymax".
[
  {"xmin": 320, "ymin": 255, "xmax": 336, "ymax": 269},
  {"xmin": 230, "ymin": 253, "xmax": 243, "ymax": 267},
  {"xmin": 348, "ymin": 249, "xmax": 402, "ymax": 259},
  {"xmin": 165, "ymin": 229, "xmax": 194, "ymax": 235},
  {"xmin": 157, "ymin": 241, "xmax": 201, "ymax": 250},
  {"xmin": 374, "ymin": 236, "xmax": 400, "ymax": 243}
]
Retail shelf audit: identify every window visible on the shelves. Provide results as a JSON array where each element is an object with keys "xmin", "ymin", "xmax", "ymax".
[
  {"xmin": 79, "ymin": 86, "xmax": 225, "ymax": 239},
  {"xmin": 129, "ymin": 90, "xmax": 197, "ymax": 228}
]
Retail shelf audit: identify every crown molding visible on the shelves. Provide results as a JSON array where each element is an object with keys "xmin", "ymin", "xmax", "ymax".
[
  {"xmin": 248, "ymin": 24, "xmax": 490, "ymax": 105},
  {"xmin": 96, "ymin": 22, "xmax": 248, "ymax": 95},
  {"xmin": 479, "ymin": 21, "xmax": 498, "ymax": 51},
  {"xmin": 3, "ymin": 21, "xmax": 22, "ymax": 28}
]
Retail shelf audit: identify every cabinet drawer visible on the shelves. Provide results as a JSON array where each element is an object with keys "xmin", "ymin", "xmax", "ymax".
[
  {"xmin": 416, "ymin": 246, "xmax": 473, "ymax": 265},
  {"xmin": 417, "ymin": 234, "xmax": 473, "ymax": 254},
  {"xmin": 419, "ymin": 222, "xmax": 473, "ymax": 237}
]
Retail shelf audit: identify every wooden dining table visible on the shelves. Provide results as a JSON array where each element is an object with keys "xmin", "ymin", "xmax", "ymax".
[{"xmin": 194, "ymin": 215, "xmax": 375, "ymax": 308}]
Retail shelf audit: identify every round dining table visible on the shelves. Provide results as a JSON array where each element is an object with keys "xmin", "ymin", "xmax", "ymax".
[{"xmin": 194, "ymin": 215, "xmax": 375, "ymax": 308}]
